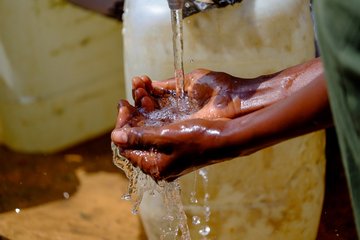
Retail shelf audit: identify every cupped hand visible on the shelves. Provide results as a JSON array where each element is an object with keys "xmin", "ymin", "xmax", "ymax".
[
  {"xmin": 113, "ymin": 69, "xmax": 278, "ymax": 181},
  {"xmin": 112, "ymin": 69, "xmax": 259, "ymax": 180},
  {"xmin": 112, "ymin": 60, "xmax": 325, "ymax": 181},
  {"xmin": 131, "ymin": 69, "xmax": 272, "ymax": 120},
  {"xmin": 112, "ymin": 69, "xmax": 248, "ymax": 181},
  {"xmin": 112, "ymin": 107, "xmax": 232, "ymax": 181}
]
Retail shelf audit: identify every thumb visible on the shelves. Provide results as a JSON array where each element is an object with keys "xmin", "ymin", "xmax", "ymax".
[
  {"xmin": 111, "ymin": 126, "xmax": 163, "ymax": 149},
  {"xmin": 152, "ymin": 78, "xmax": 177, "ymax": 92}
]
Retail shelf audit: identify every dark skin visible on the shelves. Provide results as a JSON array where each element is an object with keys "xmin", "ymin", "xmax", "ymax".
[
  {"xmin": 67, "ymin": 0, "xmax": 124, "ymax": 20},
  {"xmin": 111, "ymin": 57, "xmax": 333, "ymax": 181},
  {"xmin": 67, "ymin": 0, "xmax": 330, "ymax": 180}
]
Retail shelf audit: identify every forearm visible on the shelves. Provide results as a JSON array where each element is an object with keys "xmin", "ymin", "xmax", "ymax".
[
  {"xmin": 223, "ymin": 68, "xmax": 332, "ymax": 157},
  {"xmin": 237, "ymin": 58, "xmax": 324, "ymax": 116}
]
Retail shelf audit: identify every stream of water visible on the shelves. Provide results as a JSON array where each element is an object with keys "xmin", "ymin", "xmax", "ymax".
[
  {"xmin": 171, "ymin": 9, "xmax": 185, "ymax": 98},
  {"xmin": 112, "ymin": 7, "xmax": 211, "ymax": 240}
]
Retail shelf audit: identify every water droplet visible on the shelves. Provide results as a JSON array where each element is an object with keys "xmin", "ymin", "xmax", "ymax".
[
  {"xmin": 205, "ymin": 206, "xmax": 211, "ymax": 222},
  {"xmin": 205, "ymin": 206, "xmax": 211, "ymax": 213},
  {"xmin": 199, "ymin": 225, "xmax": 211, "ymax": 236},
  {"xmin": 190, "ymin": 196, "xmax": 198, "ymax": 204},
  {"xmin": 122, "ymin": 194, "xmax": 131, "ymax": 201},
  {"xmin": 204, "ymin": 193, "xmax": 210, "ymax": 201},
  {"xmin": 63, "ymin": 192, "xmax": 70, "ymax": 199},
  {"xmin": 192, "ymin": 216, "xmax": 201, "ymax": 225},
  {"xmin": 199, "ymin": 169, "xmax": 209, "ymax": 183},
  {"xmin": 131, "ymin": 208, "xmax": 139, "ymax": 215},
  {"xmin": 190, "ymin": 191, "xmax": 198, "ymax": 203},
  {"xmin": 163, "ymin": 215, "xmax": 175, "ymax": 221},
  {"xmin": 15, "ymin": 208, "xmax": 21, "ymax": 214}
]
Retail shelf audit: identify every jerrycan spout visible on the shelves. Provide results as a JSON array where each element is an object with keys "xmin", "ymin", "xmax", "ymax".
[{"xmin": 167, "ymin": 0, "xmax": 185, "ymax": 10}]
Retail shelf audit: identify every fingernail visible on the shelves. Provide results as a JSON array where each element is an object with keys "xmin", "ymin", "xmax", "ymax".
[{"xmin": 115, "ymin": 131, "xmax": 128, "ymax": 144}]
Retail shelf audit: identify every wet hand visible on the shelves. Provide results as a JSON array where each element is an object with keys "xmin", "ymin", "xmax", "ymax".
[
  {"xmin": 112, "ymin": 112, "xmax": 231, "ymax": 181},
  {"xmin": 112, "ymin": 59, "xmax": 325, "ymax": 181},
  {"xmin": 114, "ymin": 69, "xmax": 278, "ymax": 181},
  {"xmin": 113, "ymin": 70, "xmax": 245, "ymax": 181},
  {"xmin": 132, "ymin": 69, "xmax": 270, "ymax": 120}
]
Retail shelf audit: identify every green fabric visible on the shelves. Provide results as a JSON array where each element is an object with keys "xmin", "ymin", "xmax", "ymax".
[{"xmin": 315, "ymin": 0, "xmax": 360, "ymax": 237}]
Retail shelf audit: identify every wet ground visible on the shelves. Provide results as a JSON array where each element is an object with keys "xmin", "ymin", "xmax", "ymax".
[{"xmin": 0, "ymin": 129, "xmax": 357, "ymax": 239}]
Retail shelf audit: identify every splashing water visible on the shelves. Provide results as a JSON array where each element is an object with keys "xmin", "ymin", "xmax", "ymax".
[
  {"xmin": 159, "ymin": 181, "xmax": 191, "ymax": 240},
  {"xmin": 190, "ymin": 169, "xmax": 212, "ymax": 239},
  {"xmin": 112, "ymin": 90, "xmax": 202, "ymax": 239},
  {"xmin": 142, "ymin": 90, "xmax": 200, "ymax": 127},
  {"xmin": 112, "ymin": 4, "xmax": 212, "ymax": 240},
  {"xmin": 112, "ymin": 142, "xmax": 190, "ymax": 239}
]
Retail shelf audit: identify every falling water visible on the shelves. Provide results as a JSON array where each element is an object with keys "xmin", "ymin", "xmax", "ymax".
[
  {"xmin": 190, "ymin": 169, "xmax": 212, "ymax": 239},
  {"xmin": 170, "ymin": 8, "xmax": 212, "ymax": 239},
  {"xmin": 171, "ymin": 9, "xmax": 185, "ymax": 99},
  {"xmin": 112, "ymin": 4, "xmax": 212, "ymax": 240},
  {"xmin": 112, "ymin": 142, "xmax": 191, "ymax": 239}
]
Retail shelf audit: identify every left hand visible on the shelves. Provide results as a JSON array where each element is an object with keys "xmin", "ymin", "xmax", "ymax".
[{"xmin": 112, "ymin": 107, "xmax": 232, "ymax": 181}]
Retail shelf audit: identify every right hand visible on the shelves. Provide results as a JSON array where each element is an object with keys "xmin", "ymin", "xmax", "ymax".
[{"xmin": 131, "ymin": 69, "xmax": 276, "ymax": 120}]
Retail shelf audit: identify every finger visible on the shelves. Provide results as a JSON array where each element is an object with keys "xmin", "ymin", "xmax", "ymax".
[
  {"xmin": 111, "ymin": 129, "xmax": 129, "ymax": 145},
  {"xmin": 152, "ymin": 78, "xmax": 176, "ymax": 91},
  {"xmin": 141, "ymin": 96, "xmax": 156, "ymax": 112},
  {"xmin": 120, "ymin": 149, "xmax": 161, "ymax": 180},
  {"xmin": 140, "ymin": 75, "xmax": 153, "ymax": 92},
  {"xmin": 115, "ymin": 100, "xmax": 136, "ymax": 128},
  {"xmin": 186, "ymin": 68, "xmax": 211, "ymax": 88},
  {"xmin": 111, "ymin": 127, "xmax": 146, "ymax": 146},
  {"xmin": 133, "ymin": 88, "xmax": 157, "ymax": 112},
  {"xmin": 151, "ymin": 69, "xmax": 210, "ymax": 92},
  {"xmin": 117, "ymin": 99, "xmax": 131, "ymax": 111},
  {"xmin": 132, "ymin": 76, "xmax": 147, "ymax": 100},
  {"xmin": 120, "ymin": 149, "xmax": 178, "ymax": 181},
  {"xmin": 132, "ymin": 76, "xmax": 146, "ymax": 90},
  {"xmin": 111, "ymin": 125, "xmax": 171, "ymax": 149},
  {"xmin": 134, "ymin": 88, "xmax": 149, "ymax": 107},
  {"xmin": 132, "ymin": 76, "xmax": 153, "ymax": 96}
]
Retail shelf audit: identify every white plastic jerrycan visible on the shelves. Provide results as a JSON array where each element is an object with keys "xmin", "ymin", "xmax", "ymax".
[
  {"xmin": 0, "ymin": 0, "xmax": 125, "ymax": 152},
  {"xmin": 123, "ymin": 0, "xmax": 325, "ymax": 239}
]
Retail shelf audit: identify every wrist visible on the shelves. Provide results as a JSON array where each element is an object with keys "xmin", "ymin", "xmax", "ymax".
[
  {"xmin": 234, "ymin": 58, "xmax": 323, "ymax": 116},
  {"xmin": 212, "ymin": 118, "xmax": 254, "ymax": 158}
]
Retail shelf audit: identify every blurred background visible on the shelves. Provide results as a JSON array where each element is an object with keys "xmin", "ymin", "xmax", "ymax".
[
  {"xmin": 0, "ymin": 0, "xmax": 357, "ymax": 239},
  {"xmin": 0, "ymin": 0, "xmax": 125, "ymax": 153},
  {"xmin": 0, "ymin": 1, "xmax": 145, "ymax": 239}
]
